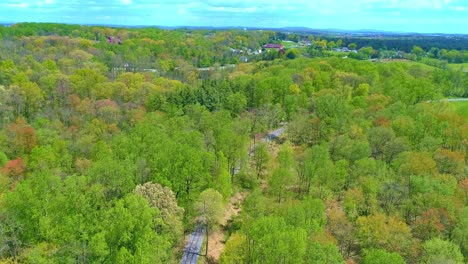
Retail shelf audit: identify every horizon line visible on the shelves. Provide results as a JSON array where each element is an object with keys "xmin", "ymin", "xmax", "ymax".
[{"xmin": 1, "ymin": 21, "xmax": 468, "ymax": 36}]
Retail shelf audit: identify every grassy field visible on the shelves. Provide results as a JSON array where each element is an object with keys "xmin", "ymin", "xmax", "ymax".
[
  {"xmin": 448, "ymin": 63, "xmax": 468, "ymax": 71},
  {"xmin": 451, "ymin": 101, "xmax": 468, "ymax": 119},
  {"xmin": 281, "ymin": 41, "xmax": 300, "ymax": 49},
  {"xmin": 383, "ymin": 59, "xmax": 438, "ymax": 70},
  {"xmin": 383, "ymin": 60, "xmax": 468, "ymax": 72}
]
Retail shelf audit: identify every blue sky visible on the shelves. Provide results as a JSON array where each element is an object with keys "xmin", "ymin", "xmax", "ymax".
[{"xmin": 1, "ymin": 0, "xmax": 467, "ymax": 33}]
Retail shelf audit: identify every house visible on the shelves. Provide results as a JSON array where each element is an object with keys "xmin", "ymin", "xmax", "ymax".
[
  {"xmin": 263, "ymin": 44, "xmax": 284, "ymax": 49},
  {"xmin": 263, "ymin": 44, "xmax": 285, "ymax": 54},
  {"xmin": 333, "ymin": 47, "xmax": 351, "ymax": 53}
]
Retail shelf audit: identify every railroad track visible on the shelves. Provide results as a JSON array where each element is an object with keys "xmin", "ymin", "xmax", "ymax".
[{"xmin": 181, "ymin": 224, "xmax": 206, "ymax": 264}]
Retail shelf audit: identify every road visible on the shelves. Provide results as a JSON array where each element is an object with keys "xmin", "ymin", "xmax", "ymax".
[
  {"xmin": 180, "ymin": 224, "xmax": 206, "ymax": 264},
  {"xmin": 444, "ymin": 98, "xmax": 468, "ymax": 102},
  {"xmin": 113, "ymin": 64, "xmax": 235, "ymax": 74},
  {"xmin": 180, "ymin": 125, "xmax": 286, "ymax": 263},
  {"xmin": 197, "ymin": 64, "xmax": 236, "ymax": 71},
  {"xmin": 427, "ymin": 98, "xmax": 468, "ymax": 103},
  {"xmin": 263, "ymin": 127, "xmax": 286, "ymax": 142},
  {"xmin": 248, "ymin": 126, "xmax": 286, "ymax": 158}
]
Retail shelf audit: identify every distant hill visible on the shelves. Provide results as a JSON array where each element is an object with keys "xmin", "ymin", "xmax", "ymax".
[
  {"xmin": 2, "ymin": 22, "xmax": 467, "ymax": 37},
  {"xmin": 1, "ymin": 22, "xmax": 467, "ymax": 51}
]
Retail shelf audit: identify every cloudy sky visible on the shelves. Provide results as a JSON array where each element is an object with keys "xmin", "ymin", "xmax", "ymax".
[{"xmin": 1, "ymin": 0, "xmax": 467, "ymax": 33}]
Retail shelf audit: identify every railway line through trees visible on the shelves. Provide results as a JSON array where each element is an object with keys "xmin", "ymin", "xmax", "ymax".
[
  {"xmin": 180, "ymin": 126, "xmax": 286, "ymax": 264},
  {"xmin": 180, "ymin": 224, "xmax": 206, "ymax": 264}
]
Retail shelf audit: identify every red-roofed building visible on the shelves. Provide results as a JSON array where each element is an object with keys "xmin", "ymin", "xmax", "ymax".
[
  {"xmin": 263, "ymin": 44, "xmax": 284, "ymax": 49},
  {"xmin": 263, "ymin": 44, "xmax": 285, "ymax": 54}
]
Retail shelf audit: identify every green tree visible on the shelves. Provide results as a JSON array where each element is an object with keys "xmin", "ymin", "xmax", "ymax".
[
  {"xmin": 0, "ymin": 151, "xmax": 8, "ymax": 167},
  {"xmin": 348, "ymin": 43, "xmax": 357, "ymax": 50},
  {"xmin": 452, "ymin": 207, "xmax": 468, "ymax": 259},
  {"xmin": 209, "ymin": 113, "xmax": 249, "ymax": 180},
  {"xmin": 133, "ymin": 182, "xmax": 184, "ymax": 242},
  {"xmin": 359, "ymin": 47, "xmax": 375, "ymax": 59},
  {"xmin": 88, "ymin": 156, "xmax": 135, "ymax": 200},
  {"xmin": 434, "ymin": 149, "xmax": 465, "ymax": 176},
  {"xmin": 368, "ymin": 126, "xmax": 395, "ymax": 159},
  {"xmin": 305, "ymin": 241, "xmax": 344, "ymax": 264},
  {"xmin": 356, "ymin": 213, "xmax": 417, "ymax": 261},
  {"xmin": 70, "ymin": 68, "xmax": 106, "ymax": 98},
  {"xmin": 282, "ymin": 198, "xmax": 326, "ymax": 234},
  {"xmin": 412, "ymin": 45, "xmax": 425, "ymax": 57},
  {"xmin": 269, "ymin": 142, "xmax": 296, "ymax": 202},
  {"xmin": 420, "ymin": 238, "xmax": 464, "ymax": 264},
  {"xmin": 196, "ymin": 189, "xmax": 224, "ymax": 228},
  {"xmin": 245, "ymin": 216, "xmax": 307, "ymax": 264},
  {"xmin": 225, "ymin": 92, "xmax": 247, "ymax": 117},
  {"xmin": 16, "ymin": 82, "xmax": 44, "ymax": 118},
  {"xmin": 252, "ymin": 142, "xmax": 270, "ymax": 178},
  {"xmin": 300, "ymin": 144, "xmax": 331, "ymax": 194},
  {"xmin": 213, "ymin": 152, "xmax": 233, "ymax": 199},
  {"xmin": 286, "ymin": 49, "xmax": 299, "ymax": 59},
  {"xmin": 277, "ymin": 141, "xmax": 295, "ymax": 169},
  {"xmin": 314, "ymin": 92, "xmax": 350, "ymax": 134},
  {"xmin": 336, "ymin": 39, "xmax": 344, "ymax": 47},
  {"xmin": 287, "ymin": 112, "xmax": 318, "ymax": 145},
  {"xmin": 196, "ymin": 189, "xmax": 225, "ymax": 256},
  {"xmin": 220, "ymin": 233, "xmax": 248, "ymax": 264},
  {"xmin": 270, "ymin": 167, "xmax": 293, "ymax": 203},
  {"xmin": 104, "ymin": 194, "xmax": 171, "ymax": 264}
]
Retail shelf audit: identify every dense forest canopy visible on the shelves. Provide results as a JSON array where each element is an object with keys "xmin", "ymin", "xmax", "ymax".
[
  {"xmin": 1, "ymin": 23, "xmax": 467, "ymax": 69},
  {"xmin": 0, "ymin": 23, "xmax": 467, "ymax": 263}
]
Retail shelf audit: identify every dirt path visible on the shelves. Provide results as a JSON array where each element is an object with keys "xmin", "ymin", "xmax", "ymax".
[{"xmin": 206, "ymin": 192, "xmax": 247, "ymax": 263}]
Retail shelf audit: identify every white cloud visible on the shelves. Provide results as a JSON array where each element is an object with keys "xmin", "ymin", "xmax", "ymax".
[
  {"xmin": 7, "ymin": 3, "xmax": 29, "ymax": 8},
  {"xmin": 372, "ymin": 0, "xmax": 454, "ymax": 10},
  {"xmin": 207, "ymin": 6, "xmax": 257, "ymax": 13},
  {"xmin": 0, "ymin": 0, "xmax": 465, "ymax": 33}
]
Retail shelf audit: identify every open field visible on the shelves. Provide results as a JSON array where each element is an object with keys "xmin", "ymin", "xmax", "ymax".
[
  {"xmin": 448, "ymin": 63, "xmax": 468, "ymax": 71},
  {"xmin": 281, "ymin": 40, "xmax": 301, "ymax": 49},
  {"xmin": 380, "ymin": 59, "xmax": 435, "ymax": 68},
  {"xmin": 381, "ymin": 59, "xmax": 468, "ymax": 73},
  {"xmin": 451, "ymin": 100, "xmax": 468, "ymax": 118}
]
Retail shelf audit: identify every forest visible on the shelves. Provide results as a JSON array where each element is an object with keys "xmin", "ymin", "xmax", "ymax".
[{"xmin": 0, "ymin": 23, "xmax": 467, "ymax": 264}]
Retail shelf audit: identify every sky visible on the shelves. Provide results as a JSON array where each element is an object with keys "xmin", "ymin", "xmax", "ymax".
[{"xmin": 0, "ymin": 0, "xmax": 467, "ymax": 34}]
